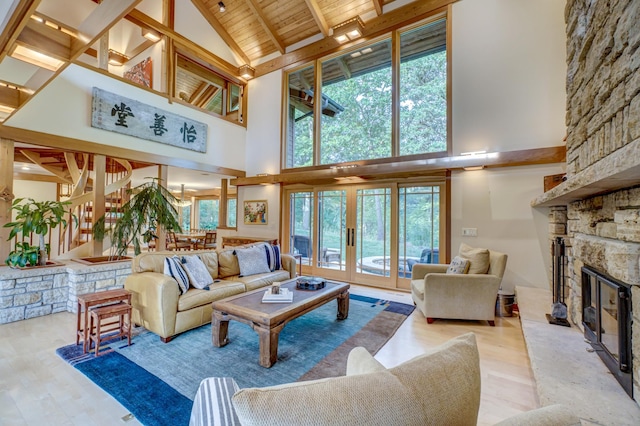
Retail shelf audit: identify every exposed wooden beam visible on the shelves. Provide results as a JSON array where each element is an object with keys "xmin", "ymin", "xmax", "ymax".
[
  {"xmin": 125, "ymin": 39, "xmax": 156, "ymax": 61},
  {"xmin": 163, "ymin": 0, "xmax": 175, "ymax": 29},
  {"xmin": 189, "ymin": 0, "xmax": 250, "ymax": 65},
  {"xmin": 231, "ymin": 146, "xmax": 566, "ymax": 186},
  {"xmin": 0, "ymin": 85, "xmax": 22, "ymax": 109},
  {"xmin": 372, "ymin": 0, "xmax": 384, "ymax": 16},
  {"xmin": 71, "ymin": 0, "xmax": 142, "ymax": 57},
  {"xmin": 13, "ymin": 171, "xmax": 67, "ymax": 184},
  {"xmin": 0, "ymin": 0, "xmax": 41, "ymax": 61},
  {"xmin": 338, "ymin": 58, "xmax": 351, "ymax": 79},
  {"xmin": 176, "ymin": 55, "xmax": 225, "ymax": 86},
  {"xmin": 188, "ymin": 81, "xmax": 209, "ymax": 104},
  {"xmin": 245, "ymin": 0, "xmax": 285, "ymax": 54},
  {"xmin": 304, "ymin": 0, "xmax": 329, "ymax": 37},
  {"xmin": 0, "ymin": 126, "xmax": 246, "ymax": 178},
  {"xmin": 20, "ymin": 150, "xmax": 72, "ymax": 183},
  {"xmin": 15, "ymin": 19, "xmax": 72, "ymax": 61},
  {"xmin": 126, "ymin": 8, "xmax": 242, "ymax": 82},
  {"xmin": 256, "ymin": 0, "xmax": 457, "ymax": 77}
]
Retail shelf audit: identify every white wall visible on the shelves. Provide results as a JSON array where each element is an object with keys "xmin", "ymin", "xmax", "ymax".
[
  {"xmin": 451, "ymin": 0, "xmax": 566, "ymax": 154},
  {"xmin": 236, "ymin": 71, "xmax": 283, "ymax": 239},
  {"xmin": 6, "ymin": 64, "xmax": 247, "ymax": 172},
  {"xmin": 449, "ymin": 0, "xmax": 567, "ymax": 289}
]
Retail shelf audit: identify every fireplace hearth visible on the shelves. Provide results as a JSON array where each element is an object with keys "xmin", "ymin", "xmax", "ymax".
[{"xmin": 581, "ymin": 266, "xmax": 633, "ymax": 398}]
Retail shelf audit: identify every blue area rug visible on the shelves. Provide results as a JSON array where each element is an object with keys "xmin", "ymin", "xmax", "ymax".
[{"xmin": 57, "ymin": 294, "xmax": 413, "ymax": 426}]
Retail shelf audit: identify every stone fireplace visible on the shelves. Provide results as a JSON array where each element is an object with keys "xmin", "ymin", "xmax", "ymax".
[{"xmin": 533, "ymin": 0, "xmax": 640, "ymax": 405}]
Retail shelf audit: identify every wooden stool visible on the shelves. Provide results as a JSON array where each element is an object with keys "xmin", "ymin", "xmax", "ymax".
[
  {"xmin": 88, "ymin": 302, "xmax": 132, "ymax": 357},
  {"xmin": 76, "ymin": 289, "xmax": 131, "ymax": 354}
]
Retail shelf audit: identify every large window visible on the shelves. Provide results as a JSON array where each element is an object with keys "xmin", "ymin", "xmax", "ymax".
[
  {"xmin": 320, "ymin": 40, "xmax": 392, "ymax": 163},
  {"xmin": 285, "ymin": 17, "xmax": 447, "ymax": 168},
  {"xmin": 197, "ymin": 199, "xmax": 219, "ymax": 229}
]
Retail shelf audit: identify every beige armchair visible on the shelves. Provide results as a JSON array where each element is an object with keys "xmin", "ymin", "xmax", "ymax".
[{"xmin": 410, "ymin": 247, "xmax": 507, "ymax": 326}]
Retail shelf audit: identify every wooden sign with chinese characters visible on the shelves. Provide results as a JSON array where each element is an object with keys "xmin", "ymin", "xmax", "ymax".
[{"xmin": 91, "ymin": 87, "xmax": 207, "ymax": 152}]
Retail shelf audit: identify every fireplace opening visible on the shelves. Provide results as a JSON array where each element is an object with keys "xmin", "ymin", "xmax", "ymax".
[{"xmin": 581, "ymin": 266, "xmax": 633, "ymax": 397}]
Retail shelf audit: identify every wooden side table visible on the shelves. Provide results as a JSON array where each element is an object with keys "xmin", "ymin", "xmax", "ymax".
[
  {"xmin": 89, "ymin": 302, "xmax": 132, "ymax": 357},
  {"xmin": 76, "ymin": 289, "xmax": 131, "ymax": 354}
]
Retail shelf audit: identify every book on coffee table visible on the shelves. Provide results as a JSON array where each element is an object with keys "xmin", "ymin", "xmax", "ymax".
[{"xmin": 262, "ymin": 288, "xmax": 294, "ymax": 303}]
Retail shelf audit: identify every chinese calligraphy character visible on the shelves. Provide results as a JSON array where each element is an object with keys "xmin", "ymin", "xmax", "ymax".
[
  {"xmin": 150, "ymin": 113, "xmax": 168, "ymax": 136},
  {"xmin": 111, "ymin": 102, "xmax": 134, "ymax": 127},
  {"xmin": 180, "ymin": 122, "xmax": 197, "ymax": 143}
]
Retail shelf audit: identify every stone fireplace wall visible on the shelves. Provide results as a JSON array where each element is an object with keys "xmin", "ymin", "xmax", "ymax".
[{"xmin": 561, "ymin": 0, "xmax": 640, "ymax": 404}]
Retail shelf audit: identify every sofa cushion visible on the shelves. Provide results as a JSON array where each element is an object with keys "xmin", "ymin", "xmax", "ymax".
[
  {"xmin": 232, "ymin": 333, "xmax": 480, "ymax": 426},
  {"xmin": 182, "ymin": 255, "xmax": 214, "ymax": 289},
  {"xmin": 178, "ymin": 281, "xmax": 246, "ymax": 312},
  {"xmin": 232, "ymin": 270, "xmax": 292, "ymax": 291},
  {"xmin": 459, "ymin": 243, "xmax": 490, "ymax": 274},
  {"xmin": 446, "ymin": 256, "xmax": 470, "ymax": 274},
  {"xmin": 164, "ymin": 256, "xmax": 190, "ymax": 295},
  {"xmin": 235, "ymin": 246, "xmax": 271, "ymax": 276}
]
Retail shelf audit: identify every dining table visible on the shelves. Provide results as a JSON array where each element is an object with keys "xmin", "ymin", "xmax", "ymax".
[{"xmin": 176, "ymin": 231, "xmax": 208, "ymax": 249}]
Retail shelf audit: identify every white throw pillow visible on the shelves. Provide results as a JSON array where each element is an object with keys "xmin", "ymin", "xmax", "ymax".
[
  {"xmin": 235, "ymin": 245, "xmax": 271, "ymax": 276},
  {"xmin": 163, "ymin": 256, "xmax": 189, "ymax": 295},
  {"xmin": 459, "ymin": 243, "xmax": 490, "ymax": 274},
  {"xmin": 446, "ymin": 256, "xmax": 470, "ymax": 274},
  {"xmin": 181, "ymin": 255, "xmax": 214, "ymax": 289}
]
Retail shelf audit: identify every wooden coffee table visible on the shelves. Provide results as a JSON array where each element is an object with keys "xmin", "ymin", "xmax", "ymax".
[{"xmin": 211, "ymin": 278, "xmax": 350, "ymax": 368}]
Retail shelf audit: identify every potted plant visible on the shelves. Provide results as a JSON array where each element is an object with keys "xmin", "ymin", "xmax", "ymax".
[
  {"xmin": 93, "ymin": 178, "xmax": 182, "ymax": 258},
  {"xmin": 4, "ymin": 198, "xmax": 75, "ymax": 267}
]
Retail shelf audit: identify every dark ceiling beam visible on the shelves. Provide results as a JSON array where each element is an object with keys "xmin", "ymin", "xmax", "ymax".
[
  {"xmin": 189, "ymin": 0, "xmax": 251, "ymax": 65},
  {"xmin": 231, "ymin": 146, "xmax": 566, "ymax": 186},
  {"xmin": 245, "ymin": 0, "xmax": 285, "ymax": 54},
  {"xmin": 304, "ymin": 0, "xmax": 329, "ymax": 36}
]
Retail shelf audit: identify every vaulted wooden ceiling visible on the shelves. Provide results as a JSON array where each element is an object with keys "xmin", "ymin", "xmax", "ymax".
[{"xmin": 0, "ymin": 0, "xmax": 410, "ymax": 122}]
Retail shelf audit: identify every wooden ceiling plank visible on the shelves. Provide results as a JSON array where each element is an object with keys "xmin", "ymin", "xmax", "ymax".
[
  {"xmin": 176, "ymin": 55, "xmax": 225, "ymax": 86},
  {"xmin": 0, "ymin": 125, "xmax": 246, "ymax": 178},
  {"xmin": 372, "ymin": 0, "xmax": 384, "ymax": 16},
  {"xmin": 304, "ymin": 0, "xmax": 329, "ymax": 36},
  {"xmin": 256, "ymin": 0, "xmax": 457, "ymax": 77},
  {"xmin": 189, "ymin": 0, "xmax": 251, "ymax": 65},
  {"xmin": 13, "ymin": 172, "xmax": 67, "ymax": 184},
  {"xmin": 244, "ymin": 0, "xmax": 285, "ymax": 54},
  {"xmin": 0, "ymin": 0, "xmax": 41, "ymax": 61},
  {"xmin": 71, "ymin": 0, "xmax": 143, "ymax": 57}
]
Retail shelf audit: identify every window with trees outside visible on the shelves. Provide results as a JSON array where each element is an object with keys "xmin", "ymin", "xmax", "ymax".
[{"xmin": 285, "ymin": 17, "xmax": 447, "ymax": 168}]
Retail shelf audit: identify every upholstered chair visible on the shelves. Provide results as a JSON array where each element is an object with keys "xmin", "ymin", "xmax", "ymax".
[{"xmin": 410, "ymin": 244, "xmax": 508, "ymax": 326}]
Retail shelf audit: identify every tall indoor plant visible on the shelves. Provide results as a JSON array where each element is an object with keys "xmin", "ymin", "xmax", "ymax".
[
  {"xmin": 94, "ymin": 178, "xmax": 182, "ymax": 257},
  {"xmin": 4, "ymin": 198, "xmax": 75, "ymax": 267}
]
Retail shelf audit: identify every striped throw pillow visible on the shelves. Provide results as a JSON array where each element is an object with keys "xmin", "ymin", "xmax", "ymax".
[
  {"xmin": 190, "ymin": 377, "xmax": 240, "ymax": 426},
  {"xmin": 164, "ymin": 256, "xmax": 189, "ymax": 294},
  {"xmin": 263, "ymin": 244, "xmax": 281, "ymax": 272}
]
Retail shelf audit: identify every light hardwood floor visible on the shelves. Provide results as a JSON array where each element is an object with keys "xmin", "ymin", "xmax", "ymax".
[{"xmin": 0, "ymin": 285, "xmax": 538, "ymax": 425}]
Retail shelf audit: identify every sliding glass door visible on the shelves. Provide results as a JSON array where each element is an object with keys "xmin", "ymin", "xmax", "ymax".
[{"xmin": 284, "ymin": 180, "xmax": 445, "ymax": 290}]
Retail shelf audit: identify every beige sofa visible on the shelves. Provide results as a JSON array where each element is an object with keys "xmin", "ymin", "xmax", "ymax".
[
  {"xmin": 411, "ymin": 246, "xmax": 507, "ymax": 325},
  {"xmin": 125, "ymin": 247, "xmax": 296, "ymax": 342},
  {"xmin": 189, "ymin": 333, "xmax": 580, "ymax": 426}
]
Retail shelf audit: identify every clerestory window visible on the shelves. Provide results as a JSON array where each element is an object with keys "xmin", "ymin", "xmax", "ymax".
[{"xmin": 284, "ymin": 16, "xmax": 448, "ymax": 169}]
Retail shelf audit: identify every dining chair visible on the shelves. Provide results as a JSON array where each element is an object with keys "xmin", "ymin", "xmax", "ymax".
[
  {"xmin": 196, "ymin": 231, "xmax": 217, "ymax": 250},
  {"xmin": 167, "ymin": 231, "xmax": 191, "ymax": 251}
]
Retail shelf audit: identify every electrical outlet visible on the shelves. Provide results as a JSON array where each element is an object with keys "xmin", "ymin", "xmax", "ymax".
[{"xmin": 462, "ymin": 228, "xmax": 477, "ymax": 237}]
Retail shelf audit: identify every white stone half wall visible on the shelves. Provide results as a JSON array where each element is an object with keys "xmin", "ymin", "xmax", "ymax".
[{"xmin": 0, "ymin": 261, "xmax": 132, "ymax": 324}]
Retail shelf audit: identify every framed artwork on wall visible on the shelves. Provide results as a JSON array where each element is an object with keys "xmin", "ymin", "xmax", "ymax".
[
  {"xmin": 124, "ymin": 57, "xmax": 153, "ymax": 88},
  {"xmin": 244, "ymin": 200, "xmax": 268, "ymax": 225}
]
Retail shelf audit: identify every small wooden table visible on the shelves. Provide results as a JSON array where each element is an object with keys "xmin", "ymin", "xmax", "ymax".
[
  {"xmin": 211, "ymin": 278, "xmax": 349, "ymax": 368},
  {"xmin": 76, "ymin": 289, "xmax": 131, "ymax": 354}
]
